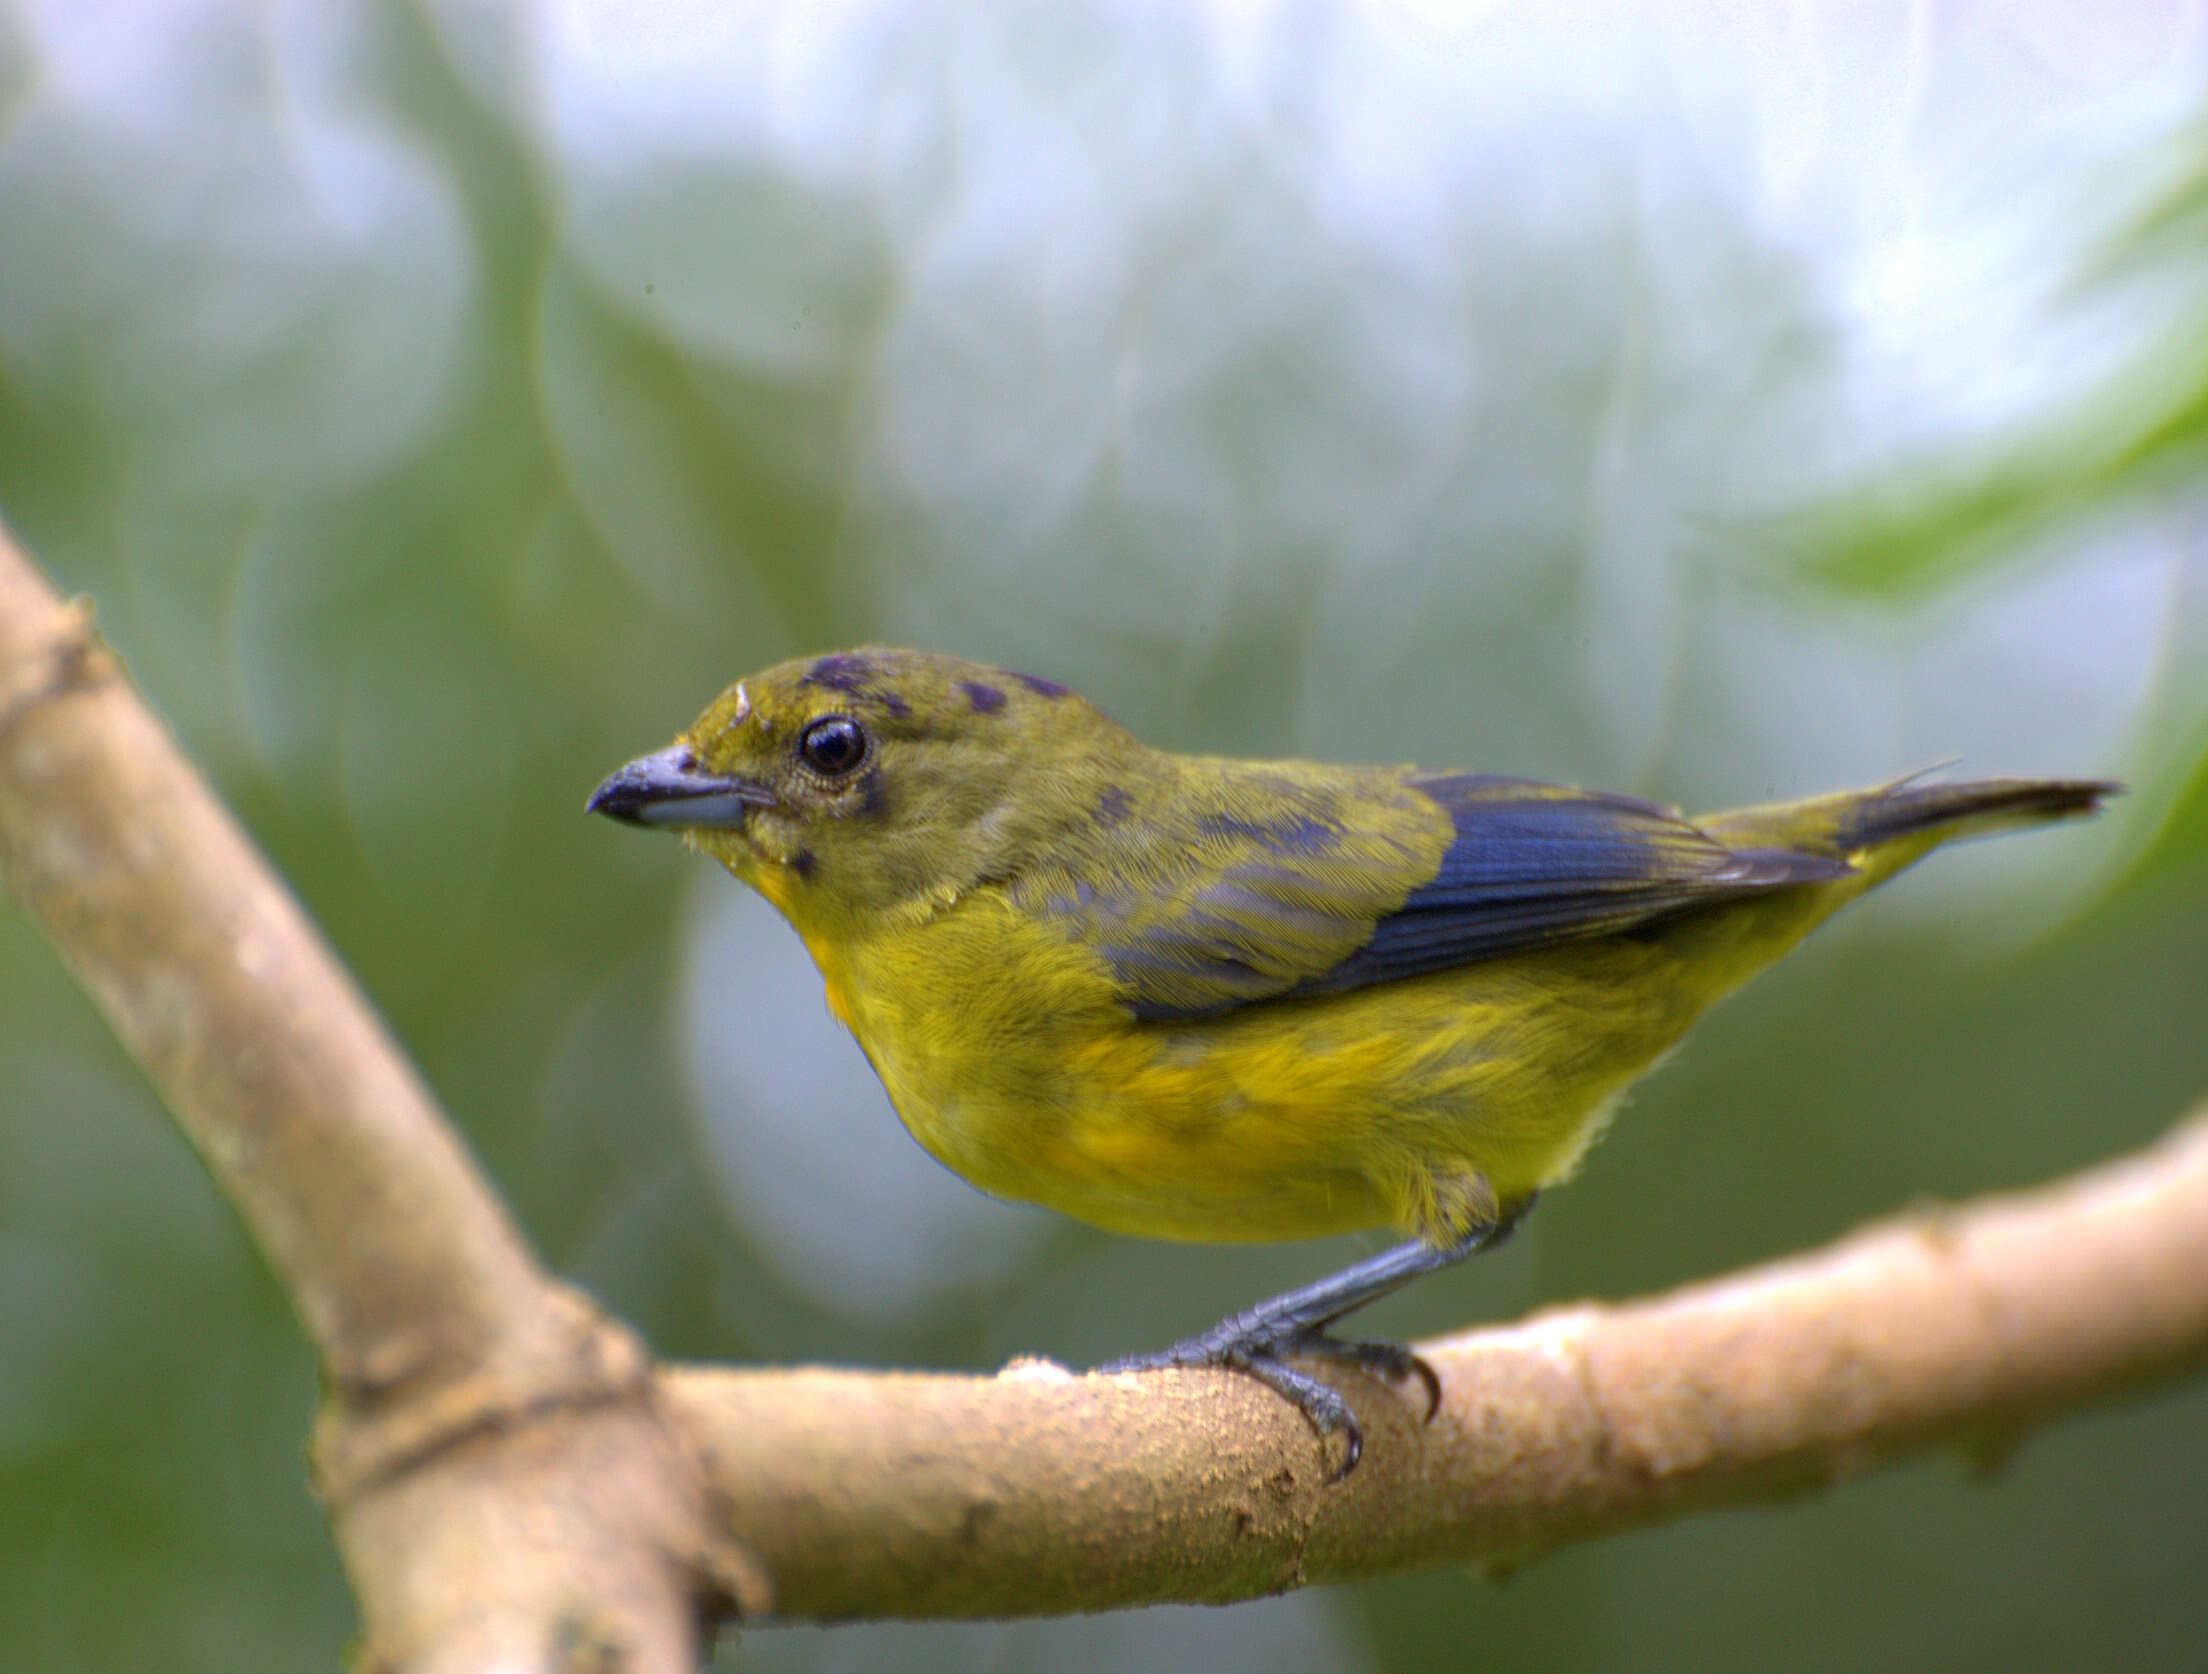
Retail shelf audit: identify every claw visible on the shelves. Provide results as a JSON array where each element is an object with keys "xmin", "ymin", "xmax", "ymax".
[
  {"xmin": 1332, "ymin": 1421, "xmax": 1363, "ymax": 1482},
  {"xmin": 1105, "ymin": 1327, "xmax": 1431, "ymax": 1479},
  {"xmin": 1222, "ymin": 1349, "xmax": 1367, "ymax": 1480},
  {"xmin": 1367, "ymin": 1346, "xmax": 1443, "ymax": 1423},
  {"xmin": 1409, "ymin": 1353, "xmax": 1443, "ymax": 1423},
  {"xmin": 1098, "ymin": 1207, "xmax": 1536, "ymax": 1478},
  {"xmin": 1289, "ymin": 1334, "xmax": 1444, "ymax": 1424}
]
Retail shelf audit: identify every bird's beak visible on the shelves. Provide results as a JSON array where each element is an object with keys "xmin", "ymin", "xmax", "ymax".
[{"xmin": 586, "ymin": 745, "xmax": 778, "ymax": 829}]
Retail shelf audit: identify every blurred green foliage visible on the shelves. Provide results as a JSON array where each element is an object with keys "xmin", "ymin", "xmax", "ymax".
[{"xmin": 1, "ymin": 5, "xmax": 2205, "ymax": 1672}]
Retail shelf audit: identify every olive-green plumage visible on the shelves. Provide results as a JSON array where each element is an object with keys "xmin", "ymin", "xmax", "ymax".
[{"xmin": 591, "ymin": 645, "xmax": 2114, "ymax": 1252}]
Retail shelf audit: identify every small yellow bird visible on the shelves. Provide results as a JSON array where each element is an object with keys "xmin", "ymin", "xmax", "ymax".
[{"xmin": 591, "ymin": 646, "xmax": 2113, "ymax": 1472}]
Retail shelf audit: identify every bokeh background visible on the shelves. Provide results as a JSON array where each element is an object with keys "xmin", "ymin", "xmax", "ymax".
[{"xmin": 4, "ymin": 2, "xmax": 2208, "ymax": 1669}]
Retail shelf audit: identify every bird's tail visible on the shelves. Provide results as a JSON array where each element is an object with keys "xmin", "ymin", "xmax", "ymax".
[
  {"xmin": 1831, "ymin": 776, "xmax": 2117, "ymax": 851},
  {"xmin": 1701, "ymin": 774, "xmax": 2120, "ymax": 884}
]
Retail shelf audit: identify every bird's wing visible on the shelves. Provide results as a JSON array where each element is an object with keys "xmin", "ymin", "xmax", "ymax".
[{"xmin": 1024, "ymin": 771, "xmax": 1848, "ymax": 1022}]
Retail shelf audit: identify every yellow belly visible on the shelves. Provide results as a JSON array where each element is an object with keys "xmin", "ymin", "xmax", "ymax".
[{"xmin": 820, "ymin": 888, "xmax": 1802, "ymax": 1245}]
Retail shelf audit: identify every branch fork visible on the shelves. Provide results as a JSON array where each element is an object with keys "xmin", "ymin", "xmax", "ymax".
[{"xmin": 4, "ymin": 522, "xmax": 2203, "ymax": 1667}]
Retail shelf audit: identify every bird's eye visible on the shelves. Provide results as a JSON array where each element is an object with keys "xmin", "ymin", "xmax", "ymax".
[{"xmin": 799, "ymin": 715, "xmax": 869, "ymax": 777}]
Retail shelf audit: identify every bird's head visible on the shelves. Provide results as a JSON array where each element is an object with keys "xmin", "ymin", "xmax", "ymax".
[{"xmin": 589, "ymin": 646, "xmax": 1137, "ymax": 929}]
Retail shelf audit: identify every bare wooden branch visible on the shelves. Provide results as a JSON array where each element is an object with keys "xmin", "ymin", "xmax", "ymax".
[
  {"xmin": 0, "ymin": 526, "xmax": 727, "ymax": 1673},
  {"xmin": 4, "ymin": 517, "xmax": 2204, "ymax": 1661},
  {"xmin": 0, "ymin": 539, "xmax": 542, "ymax": 1402},
  {"xmin": 665, "ymin": 1112, "xmax": 2208, "ymax": 1618}
]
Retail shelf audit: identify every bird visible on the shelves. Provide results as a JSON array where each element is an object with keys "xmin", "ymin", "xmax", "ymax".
[{"xmin": 589, "ymin": 645, "xmax": 2115, "ymax": 1474}]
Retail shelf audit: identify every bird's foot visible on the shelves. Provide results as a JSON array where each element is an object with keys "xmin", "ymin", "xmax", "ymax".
[
  {"xmin": 1100, "ymin": 1308, "xmax": 1441, "ymax": 1480},
  {"xmin": 1098, "ymin": 1205, "xmax": 1533, "ymax": 1480}
]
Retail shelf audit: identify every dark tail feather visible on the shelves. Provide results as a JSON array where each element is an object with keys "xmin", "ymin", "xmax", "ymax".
[
  {"xmin": 1697, "ymin": 775, "xmax": 2121, "ymax": 876},
  {"xmin": 1834, "ymin": 776, "xmax": 2121, "ymax": 853}
]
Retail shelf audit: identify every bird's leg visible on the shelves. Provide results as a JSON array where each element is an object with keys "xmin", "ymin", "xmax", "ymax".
[{"xmin": 1100, "ymin": 1193, "xmax": 1537, "ymax": 1478}]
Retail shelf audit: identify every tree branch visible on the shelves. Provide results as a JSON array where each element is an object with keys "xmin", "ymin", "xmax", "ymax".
[
  {"xmin": 0, "ymin": 525, "xmax": 739, "ymax": 1673},
  {"xmin": 3, "ymin": 518, "xmax": 2204, "ymax": 1660},
  {"xmin": 663, "ymin": 1110, "xmax": 2208, "ymax": 1617},
  {"xmin": 0, "ymin": 537, "xmax": 568, "ymax": 1412}
]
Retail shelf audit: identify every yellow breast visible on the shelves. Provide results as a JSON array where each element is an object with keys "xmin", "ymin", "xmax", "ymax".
[{"xmin": 812, "ymin": 890, "xmax": 1695, "ymax": 1246}]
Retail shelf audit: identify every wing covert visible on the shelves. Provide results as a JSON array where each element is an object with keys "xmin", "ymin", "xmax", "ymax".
[
  {"xmin": 1292, "ymin": 774, "xmax": 1848, "ymax": 997},
  {"xmin": 1017, "ymin": 769, "xmax": 1847, "ymax": 1021}
]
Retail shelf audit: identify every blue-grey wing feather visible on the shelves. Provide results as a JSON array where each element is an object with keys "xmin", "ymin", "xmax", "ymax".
[
  {"xmin": 1023, "ymin": 770, "xmax": 1847, "ymax": 1021},
  {"xmin": 1291, "ymin": 775, "xmax": 1846, "ymax": 999}
]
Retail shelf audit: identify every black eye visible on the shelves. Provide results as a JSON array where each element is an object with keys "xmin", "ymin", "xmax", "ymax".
[{"xmin": 799, "ymin": 715, "xmax": 869, "ymax": 777}]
